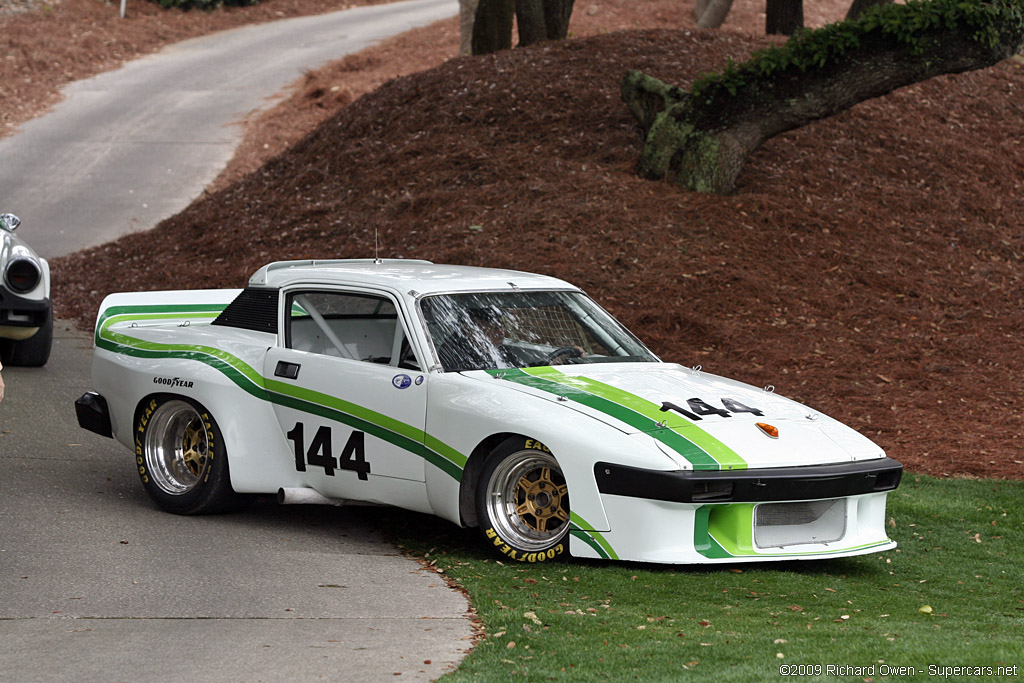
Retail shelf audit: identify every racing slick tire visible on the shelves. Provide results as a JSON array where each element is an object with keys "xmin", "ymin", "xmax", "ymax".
[
  {"xmin": 475, "ymin": 437, "xmax": 570, "ymax": 563},
  {"xmin": 0, "ymin": 306, "xmax": 52, "ymax": 367},
  {"xmin": 134, "ymin": 395, "xmax": 252, "ymax": 515}
]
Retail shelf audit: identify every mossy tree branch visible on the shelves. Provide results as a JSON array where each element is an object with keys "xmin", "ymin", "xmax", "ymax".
[{"xmin": 622, "ymin": 0, "xmax": 1024, "ymax": 194}]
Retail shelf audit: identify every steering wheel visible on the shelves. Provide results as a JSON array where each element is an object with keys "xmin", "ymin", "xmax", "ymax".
[{"xmin": 536, "ymin": 346, "xmax": 582, "ymax": 366}]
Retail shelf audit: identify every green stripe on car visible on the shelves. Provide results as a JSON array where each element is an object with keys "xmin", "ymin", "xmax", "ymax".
[
  {"xmin": 490, "ymin": 367, "xmax": 743, "ymax": 471},
  {"xmin": 525, "ymin": 367, "xmax": 745, "ymax": 470},
  {"xmin": 97, "ymin": 305, "xmax": 468, "ymax": 480},
  {"xmin": 569, "ymin": 528, "xmax": 610, "ymax": 559},
  {"xmin": 570, "ymin": 511, "xmax": 618, "ymax": 560}
]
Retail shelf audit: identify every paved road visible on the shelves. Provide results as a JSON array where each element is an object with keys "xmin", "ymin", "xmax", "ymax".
[
  {"xmin": 0, "ymin": 323, "xmax": 473, "ymax": 681},
  {"xmin": 0, "ymin": 0, "xmax": 458, "ymax": 259},
  {"xmin": 0, "ymin": 2, "xmax": 473, "ymax": 677}
]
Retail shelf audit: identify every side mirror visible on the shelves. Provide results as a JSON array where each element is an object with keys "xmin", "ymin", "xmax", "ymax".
[{"xmin": 0, "ymin": 213, "xmax": 21, "ymax": 231}]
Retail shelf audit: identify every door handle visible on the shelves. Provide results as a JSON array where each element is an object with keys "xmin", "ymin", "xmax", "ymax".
[{"xmin": 275, "ymin": 360, "xmax": 301, "ymax": 380}]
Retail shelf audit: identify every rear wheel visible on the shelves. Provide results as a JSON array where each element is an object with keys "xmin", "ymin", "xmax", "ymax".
[
  {"xmin": 135, "ymin": 396, "xmax": 251, "ymax": 514},
  {"xmin": 475, "ymin": 437, "xmax": 570, "ymax": 563}
]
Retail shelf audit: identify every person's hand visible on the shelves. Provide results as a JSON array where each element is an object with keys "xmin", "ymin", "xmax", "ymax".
[{"xmin": 0, "ymin": 372, "xmax": 5, "ymax": 403}]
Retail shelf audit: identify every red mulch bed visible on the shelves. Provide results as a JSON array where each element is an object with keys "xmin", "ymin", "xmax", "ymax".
[{"xmin": 8, "ymin": 0, "xmax": 1024, "ymax": 480}]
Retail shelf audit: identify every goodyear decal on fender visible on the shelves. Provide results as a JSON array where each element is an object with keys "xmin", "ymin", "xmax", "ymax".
[
  {"xmin": 488, "ymin": 367, "xmax": 745, "ymax": 472},
  {"xmin": 96, "ymin": 304, "xmax": 468, "ymax": 481}
]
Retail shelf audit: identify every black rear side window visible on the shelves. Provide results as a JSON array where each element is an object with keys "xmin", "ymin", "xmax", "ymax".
[{"xmin": 211, "ymin": 287, "xmax": 279, "ymax": 334}]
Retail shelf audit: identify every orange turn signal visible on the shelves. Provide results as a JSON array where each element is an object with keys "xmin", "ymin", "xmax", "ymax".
[{"xmin": 756, "ymin": 422, "xmax": 779, "ymax": 439}]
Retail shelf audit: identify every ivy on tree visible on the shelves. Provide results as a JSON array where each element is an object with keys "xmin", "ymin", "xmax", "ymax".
[{"xmin": 622, "ymin": 0, "xmax": 1024, "ymax": 195}]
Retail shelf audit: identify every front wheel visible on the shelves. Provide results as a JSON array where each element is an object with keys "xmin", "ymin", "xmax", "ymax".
[
  {"xmin": 135, "ymin": 396, "xmax": 252, "ymax": 515},
  {"xmin": 475, "ymin": 438, "xmax": 570, "ymax": 563}
]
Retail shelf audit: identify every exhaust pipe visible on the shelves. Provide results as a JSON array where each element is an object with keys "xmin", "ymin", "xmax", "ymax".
[{"xmin": 277, "ymin": 487, "xmax": 346, "ymax": 507}]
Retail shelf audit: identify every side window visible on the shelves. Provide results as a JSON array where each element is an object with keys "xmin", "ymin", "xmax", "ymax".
[{"xmin": 286, "ymin": 291, "xmax": 419, "ymax": 369}]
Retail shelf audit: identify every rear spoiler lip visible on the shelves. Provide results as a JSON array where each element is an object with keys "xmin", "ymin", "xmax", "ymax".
[{"xmin": 93, "ymin": 289, "xmax": 244, "ymax": 335}]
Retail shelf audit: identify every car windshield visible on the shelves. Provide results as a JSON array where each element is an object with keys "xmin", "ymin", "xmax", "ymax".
[{"xmin": 420, "ymin": 290, "xmax": 658, "ymax": 372}]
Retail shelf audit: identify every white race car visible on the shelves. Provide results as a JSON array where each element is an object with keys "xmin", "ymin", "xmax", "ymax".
[
  {"xmin": 76, "ymin": 260, "xmax": 901, "ymax": 564},
  {"xmin": 0, "ymin": 213, "xmax": 52, "ymax": 367}
]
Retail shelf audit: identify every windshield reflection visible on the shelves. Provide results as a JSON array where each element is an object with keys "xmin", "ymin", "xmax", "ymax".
[{"xmin": 420, "ymin": 291, "xmax": 657, "ymax": 372}]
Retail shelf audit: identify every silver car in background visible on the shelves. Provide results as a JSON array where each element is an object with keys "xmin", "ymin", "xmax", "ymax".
[{"xmin": 0, "ymin": 213, "xmax": 52, "ymax": 366}]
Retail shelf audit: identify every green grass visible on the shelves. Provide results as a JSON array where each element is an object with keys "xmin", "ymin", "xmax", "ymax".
[{"xmin": 377, "ymin": 475, "xmax": 1024, "ymax": 681}]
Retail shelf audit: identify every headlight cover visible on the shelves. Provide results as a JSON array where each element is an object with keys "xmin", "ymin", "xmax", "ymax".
[{"xmin": 5, "ymin": 258, "xmax": 42, "ymax": 293}]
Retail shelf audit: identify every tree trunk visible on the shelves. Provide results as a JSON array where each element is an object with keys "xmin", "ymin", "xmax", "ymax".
[
  {"xmin": 622, "ymin": 4, "xmax": 1024, "ymax": 194},
  {"xmin": 765, "ymin": 0, "xmax": 803, "ymax": 35},
  {"xmin": 459, "ymin": 0, "xmax": 480, "ymax": 55},
  {"xmin": 516, "ymin": 0, "xmax": 575, "ymax": 47},
  {"xmin": 471, "ymin": 0, "xmax": 515, "ymax": 55},
  {"xmin": 845, "ymin": 0, "xmax": 892, "ymax": 21},
  {"xmin": 515, "ymin": 0, "xmax": 547, "ymax": 46},
  {"xmin": 695, "ymin": 0, "xmax": 710, "ymax": 24},
  {"xmin": 696, "ymin": 0, "xmax": 734, "ymax": 29},
  {"xmin": 470, "ymin": 0, "xmax": 574, "ymax": 54},
  {"xmin": 542, "ymin": 0, "xmax": 575, "ymax": 40}
]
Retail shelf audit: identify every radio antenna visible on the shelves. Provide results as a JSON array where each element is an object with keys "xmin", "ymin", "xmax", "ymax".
[{"xmin": 374, "ymin": 228, "xmax": 381, "ymax": 264}]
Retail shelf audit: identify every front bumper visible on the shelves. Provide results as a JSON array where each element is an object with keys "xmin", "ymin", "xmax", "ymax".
[
  {"xmin": 568, "ymin": 458, "xmax": 902, "ymax": 564},
  {"xmin": 594, "ymin": 457, "xmax": 903, "ymax": 503},
  {"xmin": 0, "ymin": 289, "xmax": 51, "ymax": 330}
]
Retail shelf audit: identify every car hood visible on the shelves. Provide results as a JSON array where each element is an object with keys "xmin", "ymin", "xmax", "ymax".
[{"xmin": 464, "ymin": 363, "xmax": 884, "ymax": 471}]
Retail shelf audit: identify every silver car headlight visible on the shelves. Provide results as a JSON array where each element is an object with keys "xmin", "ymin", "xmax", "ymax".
[{"xmin": 4, "ymin": 257, "xmax": 42, "ymax": 294}]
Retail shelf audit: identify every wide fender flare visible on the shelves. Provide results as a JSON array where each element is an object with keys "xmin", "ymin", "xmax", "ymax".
[
  {"xmin": 423, "ymin": 374, "xmax": 682, "ymax": 534},
  {"xmin": 93, "ymin": 332, "xmax": 299, "ymax": 495}
]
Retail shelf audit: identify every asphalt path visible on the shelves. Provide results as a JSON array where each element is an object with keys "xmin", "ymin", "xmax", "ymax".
[
  {"xmin": 0, "ymin": 323, "xmax": 473, "ymax": 681},
  {"xmin": 1, "ymin": 1, "xmax": 475, "ymax": 678},
  {"xmin": 0, "ymin": 0, "xmax": 459, "ymax": 259}
]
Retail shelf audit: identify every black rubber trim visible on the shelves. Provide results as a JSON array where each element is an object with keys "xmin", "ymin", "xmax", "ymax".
[
  {"xmin": 75, "ymin": 391, "xmax": 113, "ymax": 438},
  {"xmin": 595, "ymin": 457, "xmax": 903, "ymax": 503},
  {"xmin": 0, "ymin": 291, "xmax": 51, "ymax": 327}
]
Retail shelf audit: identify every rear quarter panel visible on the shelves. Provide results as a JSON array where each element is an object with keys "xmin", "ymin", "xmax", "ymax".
[{"xmin": 92, "ymin": 290, "xmax": 301, "ymax": 494}]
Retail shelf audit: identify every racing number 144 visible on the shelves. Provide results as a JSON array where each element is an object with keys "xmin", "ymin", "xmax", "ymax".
[{"xmin": 286, "ymin": 422, "xmax": 371, "ymax": 480}]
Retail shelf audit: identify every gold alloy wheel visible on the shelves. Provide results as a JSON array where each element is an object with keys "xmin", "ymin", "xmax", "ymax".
[
  {"xmin": 144, "ymin": 399, "xmax": 210, "ymax": 495},
  {"xmin": 486, "ymin": 450, "xmax": 569, "ymax": 551},
  {"xmin": 180, "ymin": 418, "xmax": 207, "ymax": 478}
]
